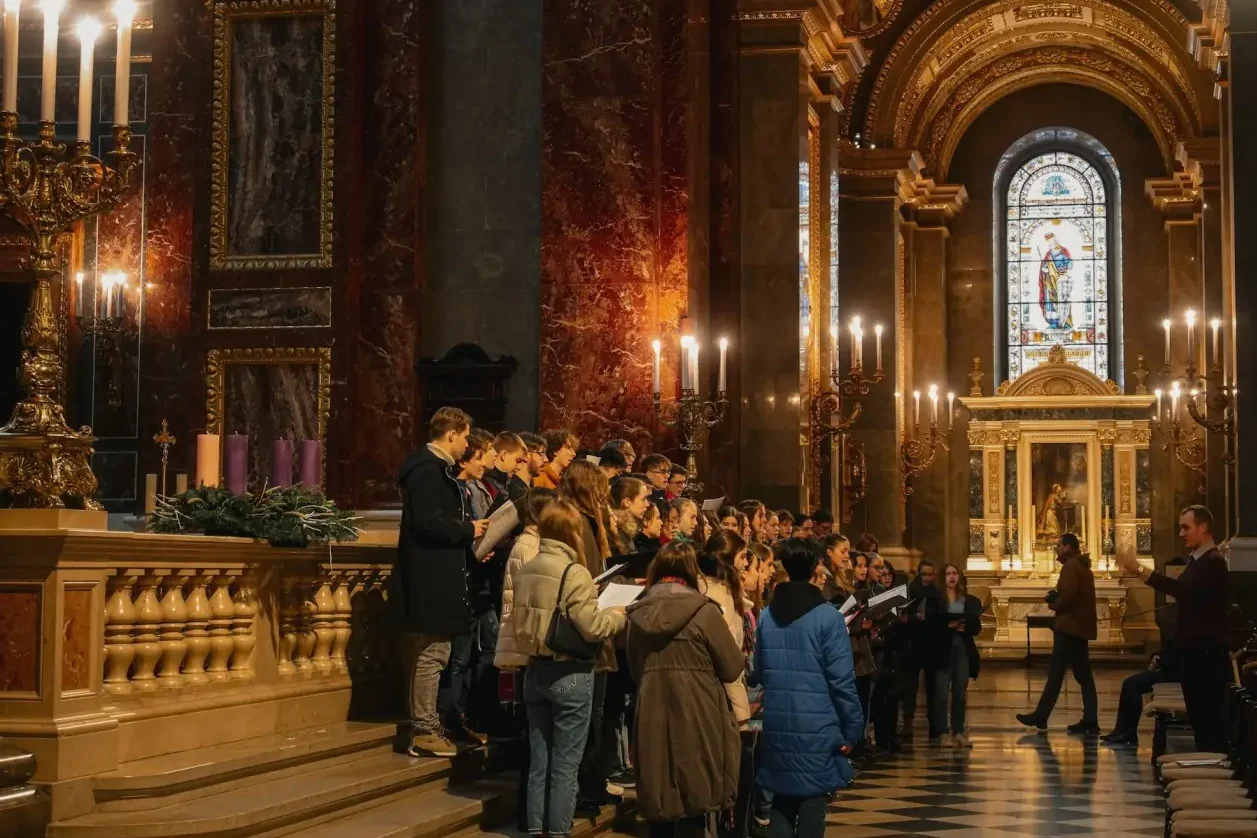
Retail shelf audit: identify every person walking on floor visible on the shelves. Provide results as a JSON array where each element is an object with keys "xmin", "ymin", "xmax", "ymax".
[
  {"xmin": 1017, "ymin": 532, "xmax": 1099, "ymax": 735},
  {"xmin": 926, "ymin": 563, "xmax": 982, "ymax": 747},
  {"xmin": 628, "ymin": 542, "xmax": 745, "ymax": 838},
  {"xmin": 1117, "ymin": 504, "xmax": 1231, "ymax": 752}
]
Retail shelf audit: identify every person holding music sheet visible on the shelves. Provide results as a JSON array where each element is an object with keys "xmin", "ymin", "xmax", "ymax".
[
  {"xmin": 927, "ymin": 563, "xmax": 982, "ymax": 747},
  {"xmin": 1116, "ymin": 505, "xmax": 1231, "ymax": 752}
]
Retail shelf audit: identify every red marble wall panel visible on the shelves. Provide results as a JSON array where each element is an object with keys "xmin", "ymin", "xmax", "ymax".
[
  {"xmin": 0, "ymin": 589, "xmax": 40, "ymax": 694},
  {"xmin": 61, "ymin": 587, "xmax": 94, "ymax": 693},
  {"xmin": 540, "ymin": 0, "xmax": 698, "ymax": 451}
]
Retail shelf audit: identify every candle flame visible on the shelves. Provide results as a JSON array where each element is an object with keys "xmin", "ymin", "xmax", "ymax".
[
  {"xmin": 1185, "ymin": 309, "xmax": 1197, "ymax": 327},
  {"xmin": 912, "ymin": 390, "xmax": 920, "ymax": 399},
  {"xmin": 874, "ymin": 323, "xmax": 884, "ymax": 336},
  {"xmin": 651, "ymin": 339, "xmax": 660, "ymax": 354},
  {"xmin": 4, "ymin": 0, "xmax": 21, "ymax": 13},
  {"xmin": 1162, "ymin": 318, "xmax": 1172, "ymax": 329},
  {"xmin": 928, "ymin": 384, "xmax": 939, "ymax": 397},
  {"xmin": 1154, "ymin": 388, "xmax": 1162, "ymax": 397},
  {"xmin": 850, "ymin": 316, "xmax": 861, "ymax": 329},
  {"xmin": 113, "ymin": 0, "xmax": 136, "ymax": 25},
  {"xmin": 947, "ymin": 391, "xmax": 955, "ymax": 401},
  {"xmin": 1211, "ymin": 317, "xmax": 1221, "ymax": 329},
  {"xmin": 1170, "ymin": 381, "xmax": 1181, "ymax": 395},
  {"xmin": 39, "ymin": 0, "xmax": 64, "ymax": 17},
  {"xmin": 77, "ymin": 15, "xmax": 101, "ymax": 43},
  {"xmin": 74, "ymin": 271, "xmax": 84, "ymax": 284},
  {"xmin": 719, "ymin": 336, "xmax": 728, "ymax": 350}
]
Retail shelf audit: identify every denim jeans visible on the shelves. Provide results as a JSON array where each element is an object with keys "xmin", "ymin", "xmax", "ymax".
[
  {"xmin": 1032, "ymin": 631, "xmax": 1097, "ymax": 725},
  {"xmin": 525, "ymin": 658, "xmax": 595, "ymax": 836},
  {"xmin": 403, "ymin": 632, "xmax": 452, "ymax": 734},
  {"xmin": 931, "ymin": 636, "xmax": 970, "ymax": 736},
  {"xmin": 767, "ymin": 793, "xmax": 828, "ymax": 838},
  {"xmin": 438, "ymin": 631, "xmax": 473, "ymax": 726}
]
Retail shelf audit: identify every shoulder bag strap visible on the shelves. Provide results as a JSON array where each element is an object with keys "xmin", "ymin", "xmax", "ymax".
[{"xmin": 555, "ymin": 562, "xmax": 574, "ymax": 615}]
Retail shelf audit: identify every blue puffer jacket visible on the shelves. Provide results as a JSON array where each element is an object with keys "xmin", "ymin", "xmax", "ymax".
[{"xmin": 754, "ymin": 581, "xmax": 864, "ymax": 796}]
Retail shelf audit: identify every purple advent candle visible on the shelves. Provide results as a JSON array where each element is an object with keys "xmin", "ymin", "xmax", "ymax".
[
  {"xmin": 297, "ymin": 439, "xmax": 322, "ymax": 490},
  {"xmin": 270, "ymin": 439, "xmax": 294, "ymax": 488},
  {"xmin": 224, "ymin": 434, "xmax": 248, "ymax": 495}
]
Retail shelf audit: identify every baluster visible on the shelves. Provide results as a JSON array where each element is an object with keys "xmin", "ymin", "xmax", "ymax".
[
  {"xmin": 311, "ymin": 578, "xmax": 336, "ymax": 676},
  {"xmin": 346, "ymin": 575, "xmax": 369, "ymax": 675},
  {"xmin": 156, "ymin": 574, "xmax": 189, "ymax": 689},
  {"xmin": 206, "ymin": 575, "xmax": 235, "ymax": 682},
  {"xmin": 103, "ymin": 573, "xmax": 137, "ymax": 695},
  {"xmin": 330, "ymin": 572, "xmax": 352, "ymax": 675},
  {"xmin": 182, "ymin": 575, "xmax": 212, "ymax": 686},
  {"xmin": 130, "ymin": 575, "xmax": 163, "ymax": 692},
  {"xmin": 294, "ymin": 578, "xmax": 317, "ymax": 676},
  {"xmin": 230, "ymin": 575, "xmax": 257, "ymax": 680},
  {"xmin": 277, "ymin": 577, "xmax": 299, "ymax": 678}
]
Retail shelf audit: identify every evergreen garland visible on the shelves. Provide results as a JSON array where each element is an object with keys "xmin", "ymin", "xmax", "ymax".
[{"xmin": 150, "ymin": 484, "xmax": 360, "ymax": 548}]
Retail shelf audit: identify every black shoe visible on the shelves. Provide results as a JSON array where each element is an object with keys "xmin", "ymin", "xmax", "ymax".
[
  {"xmin": 608, "ymin": 768, "xmax": 636, "ymax": 789},
  {"xmin": 597, "ymin": 789, "xmax": 624, "ymax": 805},
  {"xmin": 1100, "ymin": 731, "xmax": 1139, "ymax": 746},
  {"xmin": 573, "ymin": 801, "xmax": 602, "ymax": 820},
  {"xmin": 444, "ymin": 718, "xmax": 481, "ymax": 747},
  {"xmin": 1066, "ymin": 720, "xmax": 1101, "ymax": 736},
  {"xmin": 1016, "ymin": 713, "xmax": 1047, "ymax": 731}
]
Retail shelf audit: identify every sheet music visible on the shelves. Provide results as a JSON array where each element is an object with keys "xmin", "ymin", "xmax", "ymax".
[
  {"xmin": 598, "ymin": 582, "xmax": 645, "ymax": 609},
  {"xmin": 838, "ymin": 595, "xmax": 858, "ymax": 615},
  {"xmin": 473, "ymin": 500, "xmax": 518, "ymax": 560},
  {"xmin": 593, "ymin": 562, "xmax": 629, "ymax": 585},
  {"xmin": 700, "ymin": 496, "xmax": 726, "ymax": 513}
]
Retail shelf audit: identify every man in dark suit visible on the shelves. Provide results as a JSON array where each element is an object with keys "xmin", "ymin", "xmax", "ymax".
[
  {"xmin": 395, "ymin": 407, "xmax": 489, "ymax": 758},
  {"xmin": 1118, "ymin": 504, "xmax": 1231, "ymax": 752}
]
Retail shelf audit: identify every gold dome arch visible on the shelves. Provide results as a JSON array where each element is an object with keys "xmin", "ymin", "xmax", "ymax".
[{"xmin": 862, "ymin": 0, "xmax": 1213, "ymax": 177}]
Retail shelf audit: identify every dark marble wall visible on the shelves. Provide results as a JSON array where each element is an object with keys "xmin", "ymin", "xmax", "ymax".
[
  {"xmin": 945, "ymin": 84, "xmax": 1171, "ymax": 561},
  {"xmin": 208, "ymin": 287, "xmax": 333, "ymax": 330},
  {"xmin": 423, "ymin": 0, "xmax": 541, "ymax": 432},
  {"xmin": 224, "ymin": 363, "xmax": 320, "ymax": 487},
  {"xmin": 538, "ymin": 0, "xmax": 700, "ymax": 453},
  {"xmin": 227, "ymin": 16, "xmax": 326, "ymax": 258}
]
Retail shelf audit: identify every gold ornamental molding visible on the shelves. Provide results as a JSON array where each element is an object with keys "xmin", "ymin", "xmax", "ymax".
[
  {"xmin": 210, "ymin": 0, "xmax": 336, "ymax": 271},
  {"xmin": 1187, "ymin": 0, "xmax": 1229, "ymax": 74},
  {"xmin": 205, "ymin": 346, "xmax": 332, "ymax": 444},
  {"xmin": 738, "ymin": 0, "xmax": 869, "ymax": 94},
  {"xmin": 1145, "ymin": 174, "xmax": 1201, "ymax": 219},
  {"xmin": 837, "ymin": 145, "xmax": 926, "ymax": 204},
  {"xmin": 962, "ymin": 345, "xmax": 1156, "ymax": 411},
  {"xmin": 1176, "ymin": 137, "xmax": 1223, "ymax": 189}
]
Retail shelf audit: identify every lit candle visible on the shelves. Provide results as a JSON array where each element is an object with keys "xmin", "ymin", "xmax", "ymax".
[
  {"xmin": 76, "ymin": 17, "xmax": 101, "ymax": 144},
  {"xmin": 679, "ymin": 337, "xmax": 690, "ymax": 391},
  {"xmin": 74, "ymin": 271, "xmax": 84, "ymax": 317},
  {"xmin": 1154, "ymin": 388, "xmax": 1163, "ymax": 425},
  {"xmin": 101, "ymin": 273, "xmax": 113, "ymax": 318},
  {"xmin": 946, "ymin": 391, "xmax": 955, "ymax": 432},
  {"xmin": 912, "ymin": 389, "xmax": 921, "ymax": 430},
  {"xmin": 1190, "ymin": 388, "xmax": 1201, "ymax": 413},
  {"xmin": 1080, "ymin": 505, "xmax": 1086, "ymax": 541},
  {"xmin": 929, "ymin": 384, "xmax": 939, "ymax": 425},
  {"xmin": 3, "ymin": 0, "xmax": 20, "ymax": 114},
  {"xmin": 874, "ymin": 323, "xmax": 884, "ymax": 373},
  {"xmin": 829, "ymin": 325, "xmax": 837, "ymax": 374},
  {"xmin": 1171, "ymin": 382, "xmax": 1180, "ymax": 418},
  {"xmin": 40, "ymin": 0, "xmax": 65, "ymax": 124},
  {"xmin": 1185, "ymin": 309, "xmax": 1197, "ymax": 365},
  {"xmin": 691, "ymin": 342, "xmax": 700, "ymax": 393},
  {"xmin": 718, "ymin": 336, "xmax": 728, "ymax": 394},
  {"xmin": 114, "ymin": 273, "xmax": 125, "ymax": 318},
  {"xmin": 849, "ymin": 317, "xmax": 858, "ymax": 371},
  {"xmin": 1162, "ymin": 318, "xmax": 1172, "ymax": 367},
  {"xmin": 853, "ymin": 323, "xmax": 864, "ymax": 370},
  {"xmin": 1211, "ymin": 317, "xmax": 1221, "ymax": 369},
  {"xmin": 651, "ymin": 339, "xmax": 661, "ymax": 396},
  {"xmin": 113, "ymin": 0, "xmax": 136, "ymax": 125}
]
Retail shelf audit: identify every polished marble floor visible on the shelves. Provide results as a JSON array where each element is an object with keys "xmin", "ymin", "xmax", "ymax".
[{"xmin": 825, "ymin": 665, "xmax": 1165, "ymax": 837}]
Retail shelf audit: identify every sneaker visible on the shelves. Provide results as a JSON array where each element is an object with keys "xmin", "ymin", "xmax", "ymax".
[
  {"xmin": 408, "ymin": 729, "xmax": 459, "ymax": 758},
  {"xmin": 608, "ymin": 769, "xmax": 636, "ymax": 789},
  {"xmin": 1066, "ymin": 720, "xmax": 1101, "ymax": 736},
  {"xmin": 605, "ymin": 781, "xmax": 625, "ymax": 797},
  {"xmin": 1016, "ymin": 713, "xmax": 1047, "ymax": 731},
  {"xmin": 939, "ymin": 733, "xmax": 955, "ymax": 747},
  {"xmin": 1100, "ymin": 731, "xmax": 1139, "ymax": 746},
  {"xmin": 445, "ymin": 718, "xmax": 481, "ymax": 747},
  {"xmin": 954, "ymin": 733, "xmax": 973, "ymax": 748}
]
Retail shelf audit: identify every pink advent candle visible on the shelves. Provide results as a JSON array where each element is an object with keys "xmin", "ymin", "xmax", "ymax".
[
  {"xmin": 270, "ymin": 439, "xmax": 293, "ymax": 488},
  {"xmin": 224, "ymin": 433, "xmax": 248, "ymax": 495},
  {"xmin": 297, "ymin": 439, "xmax": 322, "ymax": 490}
]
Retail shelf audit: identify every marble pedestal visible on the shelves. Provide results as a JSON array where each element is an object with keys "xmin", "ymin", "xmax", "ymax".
[{"xmin": 987, "ymin": 575, "xmax": 1132, "ymax": 651}]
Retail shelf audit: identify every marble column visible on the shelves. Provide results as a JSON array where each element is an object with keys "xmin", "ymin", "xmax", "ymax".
[
  {"xmin": 903, "ymin": 185, "xmax": 967, "ymax": 560},
  {"xmin": 816, "ymin": 104, "xmax": 842, "ymax": 517},
  {"xmin": 836, "ymin": 148, "xmax": 922, "ymax": 549},
  {"xmin": 735, "ymin": 18, "xmax": 810, "ymax": 510}
]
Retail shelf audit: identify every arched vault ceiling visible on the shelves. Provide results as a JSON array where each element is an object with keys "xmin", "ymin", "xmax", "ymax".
[{"xmin": 861, "ymin": 0, "xmax": 1214, "ymax": 176}]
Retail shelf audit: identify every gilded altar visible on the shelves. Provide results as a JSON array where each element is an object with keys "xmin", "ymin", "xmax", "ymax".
[{"xmin": 960, "ymin": 346, "xmax": 1158, "ymax": 654}]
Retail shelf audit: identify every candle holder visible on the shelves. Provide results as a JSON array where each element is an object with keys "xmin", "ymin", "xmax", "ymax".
[
  {"xmin": 653, "ymin": 388, "xmax": 729, "ymax": 497},
  {"xmin": 75, "ymin": 311, "xmax": 130, "ymax": 409},
  {"xmin": 900, "ymin": 417, "xmax": 949, "ymax": 498},
  {"xmin": 809, "ymin": 362, "xmax": 885, "ymax": 441},
  {"xmin": 0, "ymin": 118, "xmax": 139, "ymax": 509},
  {"xmin": 1156, "ymin": 410, "xmax": 1207, "ymax": 494},
  {"xmin": 1157, "ymin": 311, "xmax": 1235, "ymax": 469}
]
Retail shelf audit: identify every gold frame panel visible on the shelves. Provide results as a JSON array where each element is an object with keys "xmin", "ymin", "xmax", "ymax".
[
  {"xmin": 210, "ymin": 0, "xmax": 336, "ymax": 271},
  {"xmin": 1016, "ymin": 427, "xmax": 1102, "ymax": 560},
  {"xmin": 204, "ymin": 347, "xmax": 332, "ymax": 480}
]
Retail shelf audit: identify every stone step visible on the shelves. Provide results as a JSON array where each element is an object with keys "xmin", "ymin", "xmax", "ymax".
[
  {"xmin": 291, "ymin": 775, "xmax": 520, "ymax": 838},
  {"xmin": 48, "ymin": 750, "xmax": 458, "ymax": 838},
  {"xmin": 94, "ymin": 721, "xmax": 400, "ymax": 811}
]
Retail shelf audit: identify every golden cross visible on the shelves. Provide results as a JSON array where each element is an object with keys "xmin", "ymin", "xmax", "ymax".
[{"xmin": 152, "ymin": 419, "xmax": 177, "ymax": 497}]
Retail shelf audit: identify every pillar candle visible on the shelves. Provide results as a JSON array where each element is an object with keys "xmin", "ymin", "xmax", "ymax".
[
  {"xmin": 946, "ymin": 391, "xmax": 955, "ymax": 431},
  {"xmin": 717, "ymin": 337, "xmax": 727, "ymax": 393},
  {"xmin": 874, "ymin": 324, "xmax": 884, "ymax": 373},
  {"xmin": 175, "ymin": 472, "xmax": 188, "ymax": 495},
  {"xmin": 40, "ymin": 0, "xmax": 63, "ymax": 123},
  {"xmin": 195, "ymin": 434, "xmax": 220, "ymax": 488},
  {"xmin": 1211, "ymin": 317, "xmax": 1221, "ymax": 369},
  {"xmin": 651, "ymin": 339, "xmax": 661, "ymax": 396},
  {"xmin": 912, "ymin": 390, "xmax": 920, "ymax": 430},
  {"xmin": 1162, "ymin": 319, "xmax": 1172, "ymax": 367},
  {"xmin": 1185, "ymin": 309, "xmax": 1196, "ymax": 365},
  {"xmin": 1154, "ymin": 388, "xmax": 1163, "ymax": 424},
  {"xmin": 1079, "ymin": 505, "xmax": 1086, "ymax": 541},
  {"xmin": 691, "ymin": 343, "xmax": 700, "ymax": 394},
  {"xmin": 297, "ymin": 439, "xmax": 322, "ymax": 489},
  {"xmin": 829, "ymin": 325, "xmax": 837, "ymax": 373},
  {"xmin": 76, "ymin": 17, "xmax": 101, "ymax": 144},
  {"xmin": 270, "ymin": 439, "xmax": 293, "ymax": 488},
  {"xmin": 3, "ymin": 0, "xmax": 20, "ymax": 113},
  {"xmin": 143, "ymin": 472, "xmax": 156, "ymax": 514},
  {"xmin": 74, "ymin": 272, "xmax": 84, "ymax": 317},
  {"xmin": 113, "ymin": 0, "xmax": 135, "ymax": 125},
  {"xmin": 224, "ymin": 433, "xmax": 248, "ymax": 495},
  {"xmin": 679, "ymin": 339, "xmax": 689, "ymax": 391}
]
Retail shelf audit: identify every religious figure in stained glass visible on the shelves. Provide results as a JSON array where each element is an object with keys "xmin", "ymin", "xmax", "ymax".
[{"xmin": 1005, "ymin": 150, "xmax": 1112, "ymax": 380}]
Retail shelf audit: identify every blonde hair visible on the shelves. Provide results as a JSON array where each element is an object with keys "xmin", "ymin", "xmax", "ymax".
[
  {"xmin": 560, "ymin": 459, "xmax": 611, "ymax": 561},
  {"xmin": 538, "ymin": 497, "xmax": 589, "ymax": 568}
]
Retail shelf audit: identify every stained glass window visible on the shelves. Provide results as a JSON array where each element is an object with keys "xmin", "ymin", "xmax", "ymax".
[{"xmin": 1005, "ymin": 152, "xmax": 1110, "ymax": 380}]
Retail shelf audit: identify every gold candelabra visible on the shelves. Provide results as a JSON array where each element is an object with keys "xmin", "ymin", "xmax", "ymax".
[
  {"xmin": 809, "ymin": 362, "xmax": 885, "ymax": 440},
  {"xmin": 653, "ymin": 388, "xmax": 729, "ymax": 496},
  {"xmin": 0, "ymin": 119, "xmax": 139, "ymax": 509},
  {"xmin": 900, "ymin": 384, "xmax": 953, "ymax": 497}
]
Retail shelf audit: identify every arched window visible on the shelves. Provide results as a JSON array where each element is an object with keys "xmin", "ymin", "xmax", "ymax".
[{"xmin": 1004, "ymin": 148, "xmax": 1115, "ymax": 380}]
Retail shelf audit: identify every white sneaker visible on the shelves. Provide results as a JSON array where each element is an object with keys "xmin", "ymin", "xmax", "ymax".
[{"xmin": 939, "ymin": 733, "xmax": 955, "ymax": 747}]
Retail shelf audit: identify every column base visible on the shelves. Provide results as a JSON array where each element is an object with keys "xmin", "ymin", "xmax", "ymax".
[{"xmin": 0, "ymin": 428, "xmax": 102, "ymax": 511}]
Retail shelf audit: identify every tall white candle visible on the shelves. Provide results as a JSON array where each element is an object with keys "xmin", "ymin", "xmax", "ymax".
[
  {"xmin": 912, "ymin": 390, "xmax": 920, "ymax": 429},
  {"xmin": 691, "ymin": 343, "xmax": 700, "ymax": 394},
  {"xmin": 1211, "ymin": 317, "xmax": 1221, "ymax": 369},
  {"xmin": 113, "ymin": 0, "xmax": 135, "ymax": 125},
  {"xmin": 651, "ymin": 339, "xmax": 661, "ymax": 396},
  {"xmin": 76, "ymin": 18, "xmax": 101, "ymax": 144},
  {"xmin": 829, "ymin": 325, "xmax": 837, "ymax": 374},
  {"xmin": 3, "ymin": 0, "xmax": 20, "ymax": 114},
  {"xmin": 102, "ymin": 273, "xmax": 113, "ymax": 318},
  {"xmin": 114, "ymin": 272, "xmax": 125, "ymax": 318},
  {"xmin": 679, "ymin": 338, "xmax": 690, "ymax": 391},
  {"xmin": 849, "ymin": 317, "xmax": 858, "ymax": 370},
  {"xmin": 929, "ymin": 384, "xmax": 939, "ymax": 425},
  {"xmin": 40, "ymin": 0, "xmax": 64, "ymax": 123},
  {"xmin": 946, "ymin": 391, "xmax": 955, "ymax": 431},
  {"xmin": 718, "ymin": 337, "xmax": 728, "ymax": 394},
  {"xmin": 74, "ymin": 271, "xmax": 84, "ymax": 317},
  {"xmin": 1171, "ymin": 383, "xmax": 1180, "ymax": 419},
  {"xmin": 1162, "ymin": 318, "xmax": 1172, "ymax": 367},
  {"xmin": 1154, "ymin": 388, "xmax": 1163, "ymax": 425},
  {"xmin": 874, "ymin": 323, "xmax": 883, "ymax": 373},
  {"xmin": 1185, "ymin": 309, "xmax": 1196, "ymax": 365},
  {"xmin": 1080, "ymin": 505, "xmax": 1086, "ymax": 542}
]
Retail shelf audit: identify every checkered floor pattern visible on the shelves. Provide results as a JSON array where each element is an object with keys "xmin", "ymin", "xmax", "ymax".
[{"xmin": 826, "ymin": 731, "xmax": 1165, "ymax": 837}]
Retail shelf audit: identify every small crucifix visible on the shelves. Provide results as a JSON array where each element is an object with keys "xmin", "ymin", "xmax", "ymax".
[{"xmin": 152, "ymin": 419, "xmax": 177, "ymax": 498}]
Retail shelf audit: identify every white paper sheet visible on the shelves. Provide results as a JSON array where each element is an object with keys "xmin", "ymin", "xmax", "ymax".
[
  {"xmin": 473, "ymin": 500, "xmax": 518, "ymax": 560},
  {"xmin": 585, "ymin": 455, "xmax": 602, "ymax": 465},
  {"xmin": 597, "ymin": 582, "xmax": 645, "ymax": 609},
  {"xmin": 700, "ymin": 496, "xmax": 726, "ymax": 513},
  {"xmin": 593, "ymin": 562, "xmax": 629, "ymax": 584},
  {"xmin": 838, "ymin": 594, "xmax": 858, "ymax": 615}
]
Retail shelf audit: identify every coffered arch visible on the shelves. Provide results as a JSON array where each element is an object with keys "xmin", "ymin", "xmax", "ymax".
[{"xmin": 861, "ymin": 0, "xmax": 1214, "ymax": 178}]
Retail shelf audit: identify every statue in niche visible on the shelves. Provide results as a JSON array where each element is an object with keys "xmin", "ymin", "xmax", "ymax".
[
  {"xmin": 1038, "ymin": 231, "xmax": 1074, "ymax": 330},
  {"xmin": 841, "ymin": 0, "xmax": 894, "ymax": 32},
  {"xmin": 1036, "ymin": 483, "xmax": 1068, "ymax": 543}
]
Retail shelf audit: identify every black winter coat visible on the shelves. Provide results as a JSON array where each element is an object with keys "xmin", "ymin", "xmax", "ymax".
[
  {"xmin": 924, "ymin": 593, "xmax": 983, "ymax": 681},
  {"xmin": 394, "ymin": 446, "xmax": 475, "ymax": 635}
]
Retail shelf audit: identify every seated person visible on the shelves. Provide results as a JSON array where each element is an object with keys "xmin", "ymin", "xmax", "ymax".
[{"xmin": 1100, "ymin": 645, "xmax": 1176, "ymax": 746}]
